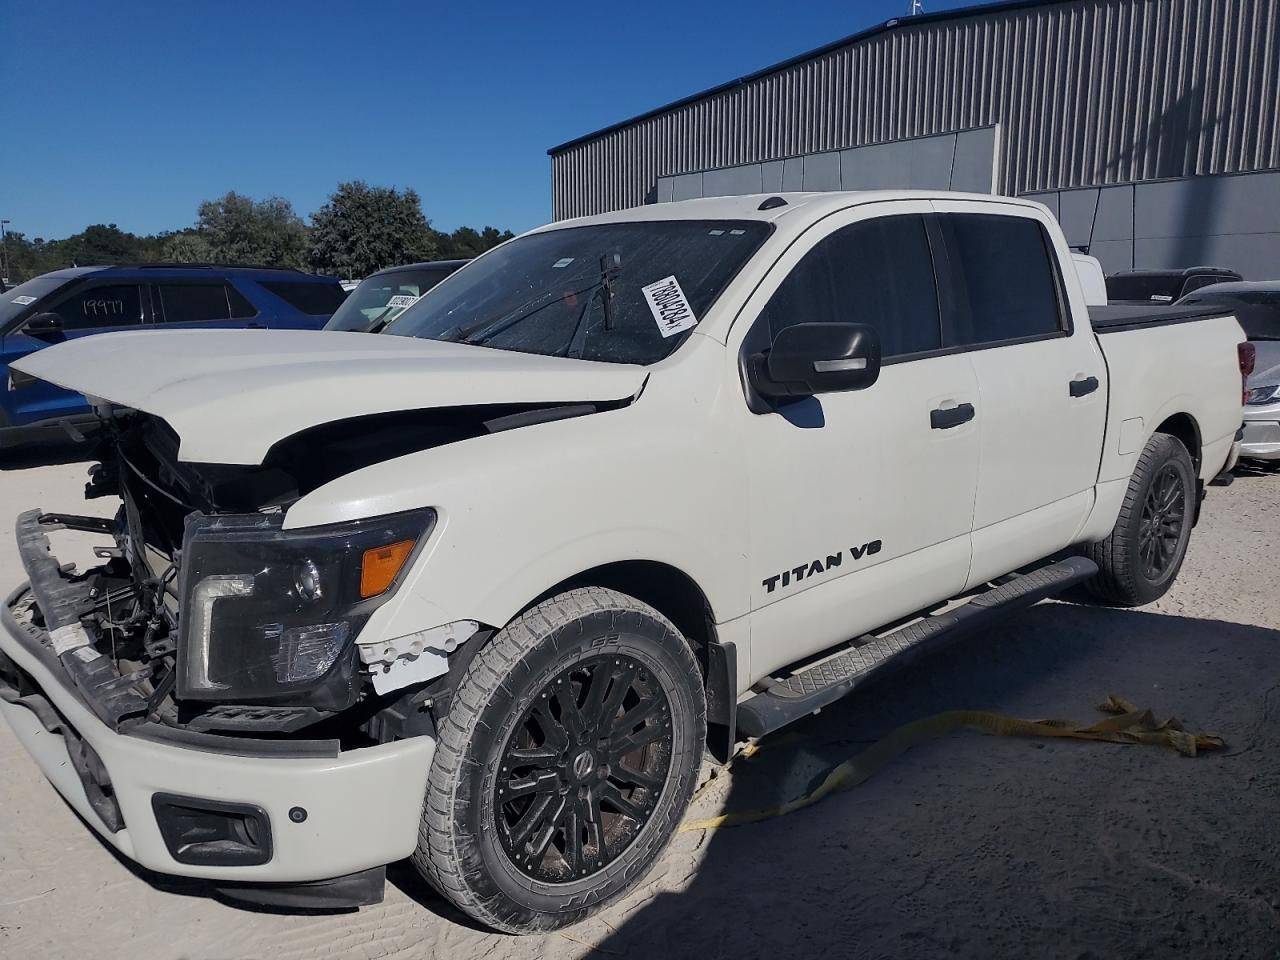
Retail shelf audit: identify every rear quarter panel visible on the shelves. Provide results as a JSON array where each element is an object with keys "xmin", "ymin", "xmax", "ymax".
[{"xmin": 1096, "ymin": 314, "xmax": 1245, "ymax": 484}]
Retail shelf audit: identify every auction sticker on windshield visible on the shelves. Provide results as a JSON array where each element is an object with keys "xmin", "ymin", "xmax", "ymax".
[
  {"xmin": 641, "ymin": 275, "xmax": 698, "ymax": 338},
  {"xmin": 386, "ymin": 295, "xmax": 419, "ymax": 309},
  {"xmin": 10, "ymin": 295, "xmax": 37, "ymax": 305}
]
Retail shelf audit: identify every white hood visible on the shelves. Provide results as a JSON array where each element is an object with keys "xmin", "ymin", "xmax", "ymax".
[{"xmin": 13, "ymin": 329, "xmax": 647, "ymax": 465}]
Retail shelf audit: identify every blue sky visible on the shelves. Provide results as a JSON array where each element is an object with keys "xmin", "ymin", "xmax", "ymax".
[{"xmin": 0, "ymin": 0, "xmax": 994, "ymax": 240}]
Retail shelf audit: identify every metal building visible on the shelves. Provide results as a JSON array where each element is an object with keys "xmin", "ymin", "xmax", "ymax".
[{"xmin": 548, "ymin": 0, "xmax": 1280, "ymax": 276}]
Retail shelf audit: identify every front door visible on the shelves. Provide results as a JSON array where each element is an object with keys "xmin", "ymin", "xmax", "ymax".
[{"xmin": 732, "ymin": 201, "xmax": 981, "ymax": 682}]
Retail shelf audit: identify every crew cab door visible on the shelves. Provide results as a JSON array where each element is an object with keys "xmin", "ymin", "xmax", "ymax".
[
  {"xmin": 5, "ymin": 281, "xmax": 149, "ymax": 426},
  {"xmin": 733, "ymin": 201, "xmax": 981, "ymax": 679},
  {"xmin": 928, "ymin": 200, "xmax": 1108, "ymax": 587}
]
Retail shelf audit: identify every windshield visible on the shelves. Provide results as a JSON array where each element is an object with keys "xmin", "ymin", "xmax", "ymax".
[
  {"xmin": 325, "ymin": 266, "xmax": 462, "ymax": 332},
  {"xmin": 1105, "ymin": 274, "xmax": 1184, "ymax": 303},
  {"xmin": 382, "ymin": 220, "xmax": 770, "ymax": 364},
  {"xmin": 0, "ymin": 276, "xmax": 67, "ymax": 330}
]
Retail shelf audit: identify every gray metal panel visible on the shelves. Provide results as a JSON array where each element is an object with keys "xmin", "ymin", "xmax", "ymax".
[
  {"xmin": 1092, "ymin": 185, "xmax": 1134, "ymax": 242},
  {"xmin": 904, "ymin": 133, "xmax": 957, "ymax": 189},
  {"xmin": 761, "ymin": 160, "xmax": 785, "ymax": 192},
  {"xmin": 951, "ymin": 127, "xmax": 998, "ymax": 192},
  {"xmin": 1025, "ymin": 191, "xmax": 1060, "ymax": 222},
  {"xmin": 782, "ymin": 157, "xmax": 804, "ymax": 191},
  {"xmin": 1134, "ymin": 171, "xmax": 1280, "ymax": 239},
  {"xmin": 802, "ymin": 151, "xmax": 841, "ymax": 191},
  {"xmin": 551, "ymin": 0, "xmax": 1280, "ymax": 221},
  {"xmin": 703, "ymin": 164, "xmax": 764, "ymax": 197},
  {"xmin": 671, "ymin": 173, "xmax": 704, "ymax": 201},
  {"xmin": 1088, "ymin": 240, "xmax": 1134, "ymax": 274},
  {"xmin": 1135, "ymin": 233, "xmax": 1280, "ymax": 280},
  {"xmin": 656, "ymin": 177, "xmax": 674, "ymax": 203},
  {"xmin": 1058, "ymin": 188, "xmax": 1100, "ymax": 248}
]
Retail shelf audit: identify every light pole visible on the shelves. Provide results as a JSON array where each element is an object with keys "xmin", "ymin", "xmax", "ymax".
[{"xmin": 0, "ymin": 219, "xmax": 9, "ymax": 287}]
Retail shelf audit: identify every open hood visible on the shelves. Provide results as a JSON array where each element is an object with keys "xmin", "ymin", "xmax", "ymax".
[{"xmin": 13, "ymin": 329, "xmax": 647, "ymax": 464}]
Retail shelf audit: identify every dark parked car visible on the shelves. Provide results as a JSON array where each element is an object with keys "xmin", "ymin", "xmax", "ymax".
[
  {"xmin": 1105, "ymin": 265, "xmax": 1242, "ymax": 304},
  {"xmin": 325, "ymin": 260, "xmax": 469, "ymax": 332},
  {"xmin": 1, "ymin": 264, "xmax": 346, "ymax": 446},
  {"xmin": 1178, "ymin": 280, "xmax": 1280, "ymax": 461}
]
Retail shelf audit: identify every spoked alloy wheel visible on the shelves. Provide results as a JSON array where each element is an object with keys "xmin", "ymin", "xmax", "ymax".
[
  {"xmin": 1138, "ymin": 463, "xmax": 1187, "ymax": 580},
  {"xmin": 496, "ymin": 655, "xmax": 672, "ymax": 882},
  {"xmin": 413, "ymin": 587, "xmax": 705, "ymax": 933}
]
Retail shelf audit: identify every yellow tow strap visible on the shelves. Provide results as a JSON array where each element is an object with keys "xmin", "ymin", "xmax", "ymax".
[{"xmin": 681, "ymin": 696, "xmax": 1225, "ymax": 832}]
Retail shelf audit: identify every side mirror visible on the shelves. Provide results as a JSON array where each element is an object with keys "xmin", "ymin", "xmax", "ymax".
[
  {"xmin": 24, "ymin": 312, "xmax": 64, "ymax": 336},
  {"xmin": 749, "ymin": 322, "xmax": 881, "ymax": 401}
]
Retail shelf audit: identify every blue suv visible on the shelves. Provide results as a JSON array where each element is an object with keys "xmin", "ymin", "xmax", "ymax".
[{"xmin": 1, "ymin": 264, "xmax": 346, "ymax": 447}]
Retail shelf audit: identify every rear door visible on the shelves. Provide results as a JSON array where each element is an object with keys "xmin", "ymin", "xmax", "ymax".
[
  {"xmin": 255, "ymin": 279, "xmax": 347, "ymax": 329},
  {"xmin": 5, "ymin": 280, "xmax": 149, "ymax": 425},
  {"xmin": 150, "ymin": 280, "xmax": 262, "ymax": 331},
  {"xmin": 929, "ymin": 201, "xmax": 1107, "ymax": 587}
]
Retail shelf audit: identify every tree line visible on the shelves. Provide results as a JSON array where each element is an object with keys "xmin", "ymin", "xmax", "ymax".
[{"xmin": 1, "ymin": 181, "xmax": 515, "ymax": 283}]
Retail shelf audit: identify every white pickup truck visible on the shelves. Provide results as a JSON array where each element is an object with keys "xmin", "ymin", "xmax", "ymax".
[{"xmin": 0, "ymin": 192, "xmax": 1248, "ymax": 933}]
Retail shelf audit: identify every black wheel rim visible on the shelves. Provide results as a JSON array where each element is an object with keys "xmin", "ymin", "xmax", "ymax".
[
  {"xmin": 1139, "ymin": 463, "xmax": 1187, "ymax": 581},
  {"xmin": 495, "ymin": 654, "xmax": 673, "ymax": 883}
]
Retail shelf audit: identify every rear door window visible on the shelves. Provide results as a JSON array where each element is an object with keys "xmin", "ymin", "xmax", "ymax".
[
  {"xmin": 760, "ymin": 214, "xmax": 942, "ymax": 359},
  {"xmin": 936, "ymin": 213, "xmax": 1065, "ymax": 347},
  {"xmin": 47, "ymin": 283, "xmax": 146, "ymax": 330},
  {"xmin": 156, "ymin": 283, "xmax": 234, "ymax": 323},
  {"xmin": 259, "ymin": 280, "xmax": 347, "ymax": 316}
]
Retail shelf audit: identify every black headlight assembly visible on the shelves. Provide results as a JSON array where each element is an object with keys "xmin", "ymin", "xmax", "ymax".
[{"xmin": 176, "ymin": 508, "xmax": 435, "ymax": 710}]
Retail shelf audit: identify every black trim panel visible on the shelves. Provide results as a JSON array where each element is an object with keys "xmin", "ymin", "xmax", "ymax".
[{"xmin": 1090, "ymin": 305, "xmax": 1230, "ymax": 333}]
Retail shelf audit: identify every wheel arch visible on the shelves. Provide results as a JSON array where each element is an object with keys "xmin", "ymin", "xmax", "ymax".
[{"xmin": 1154, "ymin": 412, "xmax": 1202, "ymax": 471}]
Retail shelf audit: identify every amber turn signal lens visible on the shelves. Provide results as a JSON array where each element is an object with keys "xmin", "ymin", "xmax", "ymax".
[{"xmin": 360, "ymin": 540, "xmax": 416, "ymax": 598}]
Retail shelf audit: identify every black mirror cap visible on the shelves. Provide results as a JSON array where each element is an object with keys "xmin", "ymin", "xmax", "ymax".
[
  {"xmin": 24, "ymin": 312, "xmax": 64, "ymax": 335},
  {"xmin": 751, "ymin": 322, "xmax": 882, "ymax": 401}
]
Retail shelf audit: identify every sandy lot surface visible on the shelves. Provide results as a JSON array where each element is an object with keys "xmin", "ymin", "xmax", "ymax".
[{"xmin": 1, "ymin": 450, "xmax": 1278, "ymax": 959}]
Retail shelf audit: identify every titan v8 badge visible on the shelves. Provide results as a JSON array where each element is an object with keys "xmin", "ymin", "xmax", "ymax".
[{"xmin": 762, "ymin": 540, "xmax": 882, "ymax": 593}]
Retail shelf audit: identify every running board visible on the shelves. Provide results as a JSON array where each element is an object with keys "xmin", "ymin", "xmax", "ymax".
[{"xmin": 735, "ymin": 556, "xmax": 1099, "ymax": 739}]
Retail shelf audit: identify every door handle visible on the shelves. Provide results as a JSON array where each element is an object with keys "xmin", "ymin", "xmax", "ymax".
[
  {"xmin": 930, "ymin": 402, "xmax": 975, "ymax": 430},
  {"xmin": 1069, "ymin": 376, "xmax": 1100, "ymax": 398}
]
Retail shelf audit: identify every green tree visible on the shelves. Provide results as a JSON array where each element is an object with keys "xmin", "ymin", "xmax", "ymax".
[
  {"xmin": 433, "ymin": 225, "xmax": 515, "ymax": 259},
  {"xmin": 196, "ymin": 192, "xmax": 309, "ymax": 268},
  {"xmin": 161, "ymin": 231, "xmax": 215, "ymax": 263},
  {"xmin": 309, "ymin": 181, "xmax": 438, "ymax": 278}
]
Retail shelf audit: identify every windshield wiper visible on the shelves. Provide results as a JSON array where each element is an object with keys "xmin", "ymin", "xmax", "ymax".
[{"xmin": 444, "ymin": 255, "xmax": 622, "ymax": 347}]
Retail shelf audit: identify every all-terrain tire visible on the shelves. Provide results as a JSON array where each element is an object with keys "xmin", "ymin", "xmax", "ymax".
[
  {"xmin": 1081, "ymin": 432, "xmax": 1196, "ymax": 606},
  {"xmin": 411, "ymin": 586, "xmax": 706, "ymax": 934}
]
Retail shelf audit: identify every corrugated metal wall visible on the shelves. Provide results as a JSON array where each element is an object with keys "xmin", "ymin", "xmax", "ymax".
[{"xmin": 551, "ymin": 0, "xmax": 1280, "ymax": 220}]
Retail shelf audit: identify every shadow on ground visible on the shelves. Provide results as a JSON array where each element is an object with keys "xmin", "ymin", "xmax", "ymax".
[{"xmin": 584, "ymin": 603, "xmax": 1280, "ymax": 959}]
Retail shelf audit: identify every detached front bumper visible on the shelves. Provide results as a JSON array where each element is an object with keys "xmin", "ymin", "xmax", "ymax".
[{"xmin": 0, "ymin": 524, "xmax": 435, "ymax": 898}]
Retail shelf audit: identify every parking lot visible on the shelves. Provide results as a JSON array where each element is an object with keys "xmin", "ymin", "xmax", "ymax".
[{"xmin": 0, "ymin": 452, "xmax": 1277, "ymax": 959}]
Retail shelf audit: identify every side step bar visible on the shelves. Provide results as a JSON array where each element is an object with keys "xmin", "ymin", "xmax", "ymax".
[{"xmin": 735, "ymin": 556, "xmax": 1099, "ymax": 740}]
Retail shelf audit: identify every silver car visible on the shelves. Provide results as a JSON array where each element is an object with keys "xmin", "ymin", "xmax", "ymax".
[{"xmin": 1178, "ymin": 281, "xmax": 1280, "ymax": 461}]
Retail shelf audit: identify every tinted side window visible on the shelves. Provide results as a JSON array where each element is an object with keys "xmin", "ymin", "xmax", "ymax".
[
  {"xmin": 158, "ymin": 284, "xmax": 232, "ymax": 323},
  {"xmin": 227, "ymin": 285, "xmax": 257, "ymax": 318},
  {"xmin": 49, "ymin": 284, "xmax": 145, "ymax": 330},
  {"xmin": 761, "ymin": 215, "xmax": 942, "ymax": 358},
  {"xmin": 1181, "ymin": 275, "xmax": 1225, "ymax": 296},
  {"xmin": 938, "ymin": 213, "xmax": 1064, "ymax": 346},
  {"xmin": 260, "ymin": 280, "xmax": 346, "ymax": 316}
]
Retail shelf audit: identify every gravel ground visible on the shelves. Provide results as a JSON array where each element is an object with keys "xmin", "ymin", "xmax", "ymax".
[{"xmin": 1, "ymin": 451, "xmax": 1278, "ymax": 960}]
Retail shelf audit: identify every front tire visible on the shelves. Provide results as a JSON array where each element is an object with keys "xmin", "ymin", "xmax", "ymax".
[
  {"xmin": 1082, "ymin": 432, "xmax": 1196, "ymax": 606},
  {"xmin": 413, "ymin": 586, "xmax": 706, "ymax": 933}
]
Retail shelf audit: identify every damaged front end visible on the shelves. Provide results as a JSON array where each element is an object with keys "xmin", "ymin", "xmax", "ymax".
[{"xmin": 4, "ymin": 409, "xmax": 512, "ymax": 752}]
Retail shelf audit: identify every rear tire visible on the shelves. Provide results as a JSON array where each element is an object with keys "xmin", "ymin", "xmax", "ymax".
[
  {"xmin": 1081, "ymin": 432, "xmax": 1196, "ymax": 606},
  {"xmin": 412, "ymin": 586, "xmax": 706, "ymax": 933}
]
